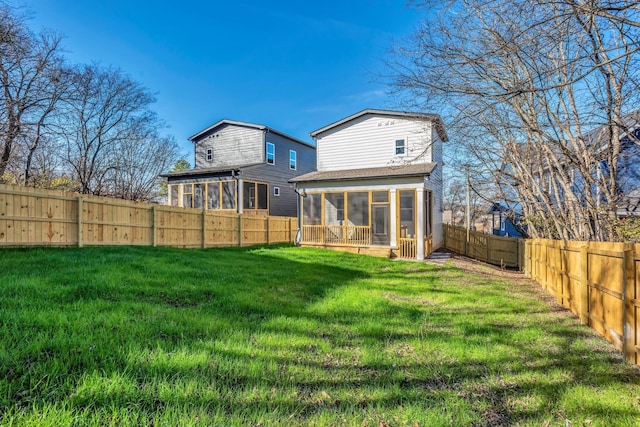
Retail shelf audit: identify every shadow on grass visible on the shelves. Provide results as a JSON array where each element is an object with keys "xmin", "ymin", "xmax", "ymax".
[{"xmin": 1, "ymin": 246, "xmax": 639, "ymax": 425}]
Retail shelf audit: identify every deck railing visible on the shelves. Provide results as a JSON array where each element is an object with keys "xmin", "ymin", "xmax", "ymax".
[
  {"xmin": 301, "ymin": 225, "xmax": 371, "ymax": 246},
  {"xmin": 398, "ymin": 238, "xmax": 417, "ymax": 259}
]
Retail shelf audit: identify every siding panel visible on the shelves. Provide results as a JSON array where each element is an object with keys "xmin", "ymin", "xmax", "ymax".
[
  {"xmin": 194, "ymin": 124, "xmax": 263, "ymax": 168},
  {"xmin": 316, "ymin": 115, "xmax": 434, "ymax": 171},
  {"xmin": 243, "ymin": 132, "xmax": 316, "ymax": 217}
]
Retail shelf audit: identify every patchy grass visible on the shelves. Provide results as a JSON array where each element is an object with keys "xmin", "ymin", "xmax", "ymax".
[{"xmin": 0, "ymin": 245, "xmax": 638, "ymax": 426}]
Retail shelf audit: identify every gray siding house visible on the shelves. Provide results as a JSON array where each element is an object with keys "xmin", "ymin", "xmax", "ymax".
[{"xmin": 164, "ymin": 119, "xmax": 316, "ymax": 217}]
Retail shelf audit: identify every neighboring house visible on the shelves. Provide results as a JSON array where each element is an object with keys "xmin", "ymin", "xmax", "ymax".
[
  {"xmin": 290, "ymin": 109, "xmax": 448, "ymax": 260},
  {"xmin": 163, "ymin": 119, "xmax": 316, "ymax": 217},
  {"xmin": 487, "ymin": 202, "xmax": 525, "ymax": 238},
  {"xmin": 607, "ymin": 123, "xmax": 640, "ymax": 217}
]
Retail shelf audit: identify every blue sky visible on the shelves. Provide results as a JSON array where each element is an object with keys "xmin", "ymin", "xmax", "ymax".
[{"xmin": 24, "ymin": 0, "xmax": 425, "ymax": 159}]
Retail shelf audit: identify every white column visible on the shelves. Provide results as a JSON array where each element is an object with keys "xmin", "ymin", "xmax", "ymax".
[
  {"xmin": 417, "ymin": 189, "xmax": 425, "ymax": 260},
  {"xmin": 390, "ymin": 188, "xmax": 397, "ymax": 247}
]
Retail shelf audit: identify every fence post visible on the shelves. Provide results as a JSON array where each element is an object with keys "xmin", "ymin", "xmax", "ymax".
[
  {"xmin": 77, "ymin": 196, "xmax": 83, "ymax": 248},
  {"xmin": 151, "ymin": 206, "xmax": 157, "ymax": 247},
  {"xmin": 486, "ymin": 234, "xmax": 491, "ymax": 264},
  {"xmin": 238, "ymin": 214, "xmax": 243, "ymax": 247},
  {"xmin": 623, "ymin": 243, "xmax": 636, "ymax": 364},
  {"xmin": 553, "ymin": 241, "xmax": 562, "ymax": 305},
  {"xmin": 444, "ymin": 225, "xmax": 447, "ymax": 251},
  {"xmin": 578, "ymin": 244, "xmax": 590, "ymax": 325},
  {"xmin": 266, "ymin": 216, "xmax": 271, "ymax": 245},
  {"xmin": 202, "ymin": 209, "xmax": 207, "ymax": 249}
]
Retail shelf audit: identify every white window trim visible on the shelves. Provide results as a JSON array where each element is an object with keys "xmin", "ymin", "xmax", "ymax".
[
  {"xmin": 206, "ymin": 148, "xmax": 213, "ymax": 162},
  {"xmin": 274, "ymin": 186, "xmax": 280, "ymax": 197},
  {"xmin": 395, "ymin": 138, "xmax": 406, "ymax": 155},
  {"xmin": 266, "ymin": 142, "xmax": 275, "ymax": 165},
  {"xmin": 289, "ymin": 149, "xmax": 297, "ymax": 170}
]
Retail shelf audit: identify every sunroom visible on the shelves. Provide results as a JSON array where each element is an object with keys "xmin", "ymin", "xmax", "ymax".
[
  {"xmin": 290, "ymin": 164, "xmax": 439, "ymax": 260},
  {"xmin": 163, "ymin": 166, "xmax": 271, "ymax": 216}
]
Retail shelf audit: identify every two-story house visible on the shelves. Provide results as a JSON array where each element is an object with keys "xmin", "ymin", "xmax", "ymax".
[
  {"xmin": 164, "ymin": 119, "xmax": 316, "ymax": 217},
  {"xmin": 290, "ymin": 109, "xmax": 448, "ymax": 260}
]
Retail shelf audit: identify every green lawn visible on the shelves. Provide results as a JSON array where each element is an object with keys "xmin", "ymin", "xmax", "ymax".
[{"xmin": 0, "ymin": 245, "xmax": 639, "ymax": 426}]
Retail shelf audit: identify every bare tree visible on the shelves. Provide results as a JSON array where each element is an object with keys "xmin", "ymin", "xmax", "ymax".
[
  {"xmin": 390, "ymin": 0, "xmax": 640, "ymax": 241},
  {"xmin": 0, "ymin": 3, "xmax": 65, "ymax": 181},
  {"xmin": 60, "ymin": 64, "xmax": 157, "ymax": 195},
  {"xmin": 106, "ymin": 131, "xmax": 181, "ymax": 202}
]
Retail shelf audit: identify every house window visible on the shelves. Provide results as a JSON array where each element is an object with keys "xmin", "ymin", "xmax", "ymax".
[
  {"xmin": 248, "ymin": 185, "xmax": 256, "ymax": 208},
  {"xmin": 274, "ymin": 186, "xmax": 280, "ymax": 197},
  {"xmin": 324, "ymin": 193, "xmax": 344, "ymax": 224},
  {"xmin": 222, "ymin": 181, "xmax": 236, "ymax": 209},
  {"xmin": 289, "ymin": 150, "xmax": 297, "ymax": 170},
  {"xmin": 303, "ymin": 193, "xmax": 322, "ymax": 225},
  {"xmin": 347, "ymin": 192, "xmax": 369, "ymax": 226},
  {"xmin": 243, "ymin": 181, "xmax": 269, "ymax": 211},
  {"xmin": 501, "ymin": 216, "xmax": 506, "ymax": 232},
  {"xmin": 257, "ymin": 183, "xmax": 268, "ymax": 209},
  {"xmin": 169, "ymin": 185, "xmax": 179, "ymax": 207},
  {"xmin": 266, "ymin": 142, "xmax": 275, "ymax": 165},
  {"xmin": 194, "ymin": 184, "xmax": 205, "ymax": 209},
  {"xmin": 206, "ymin": 148, "xmax": 212, "ymax": 162},
  {"xmin": 182, "ymin": 183, "xmax": 193, "ymax": 208},
  {"xmin": 208, "ymin": 182, "xmax": 220, "ymax": 209},
  {"xmin": 399, "ymin": 190, "xmax": 415, "ymax": 238},
  {"xmin": 395, "ymin": 139, "xmax": 405, "ymax": 155}
]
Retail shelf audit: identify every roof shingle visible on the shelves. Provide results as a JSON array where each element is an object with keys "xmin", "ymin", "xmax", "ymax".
[{"xmin": 289, "ymin": 163, "xmax": 437, "ymax": 183}]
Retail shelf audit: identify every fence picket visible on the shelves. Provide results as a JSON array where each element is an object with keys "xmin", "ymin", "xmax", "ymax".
[{"xmin": 0, "ymin": 183, "xmax": 295, "ymax": 248}]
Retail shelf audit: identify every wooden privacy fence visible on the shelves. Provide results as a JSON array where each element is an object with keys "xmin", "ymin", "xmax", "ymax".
[
  {"xmin": 0, "ymin": 183, "xmax": 296, "ymax": 248},
  {"xmin": 443, "ymin": 224, "xmax": 525, "ymax": 269},
  {"xmin": 525, "ymin": 239, "xmax": 640, "ymax": 366}
]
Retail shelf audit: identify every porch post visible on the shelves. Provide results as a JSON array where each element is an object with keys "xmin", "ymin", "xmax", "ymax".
[
  {"xmin": 390, "ymin": 189, "xmax": 397, "ymax": 247},
  {"xmin": 237, "ymin": 178, "xmax": 244, "ymax": 214},
  {"xmin": 417, "ymin": 189, "xmax": 425, "ymax": 260}
]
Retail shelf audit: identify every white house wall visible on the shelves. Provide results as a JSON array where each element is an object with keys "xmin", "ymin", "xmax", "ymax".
[{"xmin": 316, "ymin": 115, "xmax": 434, "ymax": 171}]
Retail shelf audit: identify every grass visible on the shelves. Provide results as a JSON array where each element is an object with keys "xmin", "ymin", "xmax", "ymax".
[{"xmin": 0, "ymin": 245, "xmax": 639, "ymax": 426}]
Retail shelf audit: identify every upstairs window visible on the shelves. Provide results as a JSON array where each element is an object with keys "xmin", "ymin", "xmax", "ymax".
[
  {"xmin": 395, "ymin": 139, "xmax": 406, "ymax": 155},
  {"xmin": 206, "ymin": 148, "xmax": 213, "ymax": 162},
  {"xmin": 289, "ymin": 150, "xmax": 297, "ymax": 170},
  {"xmin": 266, "ymin": 142, "xmax": 275, "ymax": 165}
]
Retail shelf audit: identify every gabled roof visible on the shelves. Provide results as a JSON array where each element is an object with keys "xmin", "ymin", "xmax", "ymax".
[
  {"xmin": 487, "ymin": 201, "xmax": 523, "ymax": 216},
  {"xmin": 160, "ymin": 163, "xmax": 263, "ymax": 178},
  {"xmin": 582, "ymin": 110, "xmax": 640, "ymax": 151},
  {"xmin": 289, "ymin": 163, "xmax": 437, "ymax": 183},
  {"xmin": 189, "ymin": 119, "xmax": 315, "ymax": 148},
  {"xmin": 310, "ymin": 108, "xmax": 449, "ymax": 142}
]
